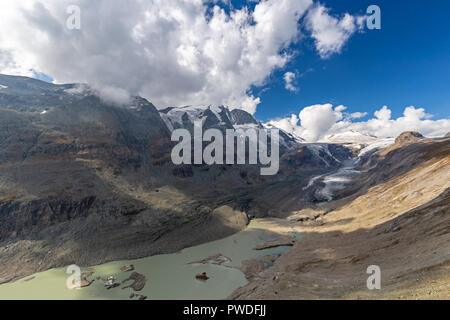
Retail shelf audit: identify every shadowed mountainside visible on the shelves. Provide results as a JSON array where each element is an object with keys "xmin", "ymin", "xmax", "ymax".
[{"xmin": 0, "ymin": 74, "xmax": 351, "ymax": 283}]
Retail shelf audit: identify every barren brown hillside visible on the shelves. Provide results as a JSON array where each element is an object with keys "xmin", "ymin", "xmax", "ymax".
[{"xmin": 230, "ymin": 138, "xmax": 450, "ymax": 300}]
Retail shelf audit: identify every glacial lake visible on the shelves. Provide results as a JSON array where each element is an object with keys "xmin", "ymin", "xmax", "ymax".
[{"xmin": 0, "ymin": 219, "xmax": 299, "ymax": 300}]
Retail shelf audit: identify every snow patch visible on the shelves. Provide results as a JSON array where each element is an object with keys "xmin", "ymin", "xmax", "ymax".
[
  {"xmin": 210, "ymin": 105, "xmax": 223, "ymax": 122},
  {"xmin": 315, "ymin": 160, "xmax": 360, "ymax": 201},
  {"xmin": 306, "ymin": 144, "xmax": 341, "ymax": 167},
  {"xmin": 322, "ymin": 130, "xmax": 379, "ymax": 145},
  {"xmin": 358, "ymin": 138, "xmax": 395, "ymax": 156}
]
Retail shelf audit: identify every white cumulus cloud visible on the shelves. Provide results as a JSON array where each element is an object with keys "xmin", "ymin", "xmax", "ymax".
[
  {"xmin": 305, "ymin": 3, "xmax": 365, "ymax": 58},
  {"xmin": 268, "ymin": 104, "xmax": 450, "ymax": 142},
  {"xmin": 283, "ymin": 71, "xmax": 298, "ymax": 92},
  {"xmin": 0, "ymin": 0, "xmax": 364, "ymax": 113}
]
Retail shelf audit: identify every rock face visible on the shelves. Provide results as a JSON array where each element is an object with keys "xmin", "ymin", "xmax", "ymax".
[
  {"xmin": 210, "ymin": 206, "xmax": 249, "ymax": 231},
  {"xmin": 278, "ymin": 144, "xmax": 353, "ymax": 175},
  {"xmin": 122, "ymin": 272, "xmax": 147, "ymax": 291},
  {"xmin": 120, "ymin": 265, "xmax": 135, "ymax": 272},
  {"xmin": 395, "ymin": 131, "xmax": 424, "ymax": 145},
  {"xmin": 195, "ymin": 272, "xmax": 209, "ymax": 281}
]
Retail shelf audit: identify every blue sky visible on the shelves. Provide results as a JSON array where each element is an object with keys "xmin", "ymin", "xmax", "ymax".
[{"xmin": 248, "ymin": 0, "xmax": 450, "ymax": 122}]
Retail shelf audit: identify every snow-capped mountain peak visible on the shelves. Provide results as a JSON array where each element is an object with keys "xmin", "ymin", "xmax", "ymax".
[
  {"xmin": 159, "ymin": 105, "xmax": 302, "ymax": 151},
  {"xmin": 321, "ymin": 130, "xmax": 395, "ymax": 156}
]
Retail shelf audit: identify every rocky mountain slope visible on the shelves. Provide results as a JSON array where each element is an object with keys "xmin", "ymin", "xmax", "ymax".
[{"xmin": 230, "ymin": 133, "xmax": 450, "ymax": 299}]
